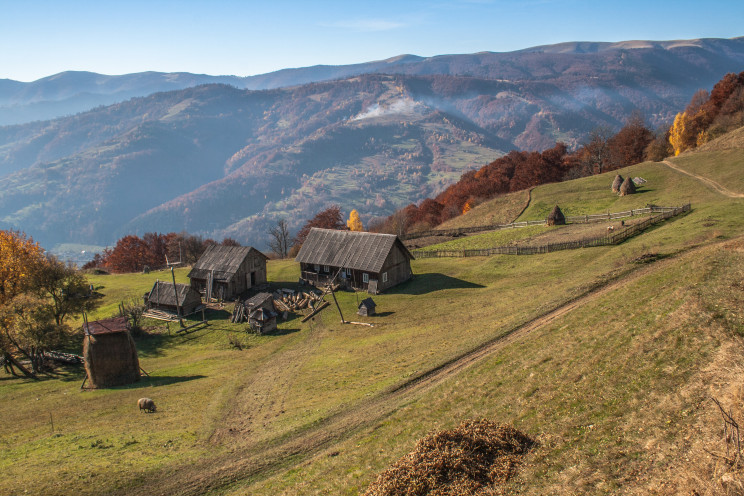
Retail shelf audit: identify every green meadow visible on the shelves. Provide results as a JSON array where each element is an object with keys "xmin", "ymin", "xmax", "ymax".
[{"xmin": 2, "ymin": 131, "xmax": 744, "ymax": 495}]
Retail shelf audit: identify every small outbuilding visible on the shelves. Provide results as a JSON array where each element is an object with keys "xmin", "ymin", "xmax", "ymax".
[
  {"xmin": 245, "ymin": 292, "xmax": 275, "ymax": 313},
  {"xmin": 357, "ymin": 298, "xmax": 376, "ymax": 316},
  {"xmin": 547, "ymin": 205, "xmax": 566, "ymax": 226},
  {"xmin": 145, "ymin": 280, "xmax": 202, "ymax": 316},
  {"xmin": 249, "ymin": 307, "xmax": 278, "ymax": 334},
  {"xmin": 188, "ymin": 245, "xmax": 268, "ymax": 301},
  {"xmin": 296, "ymin": 228, "xmax": 414, "ymax": 294},
  {"xmin": 611, "ymin": 174, "xmax": 624, "ymax": 193},
  {"xmin": 83, "ymin": 316, "xmax": 140, "ymax": 388}
]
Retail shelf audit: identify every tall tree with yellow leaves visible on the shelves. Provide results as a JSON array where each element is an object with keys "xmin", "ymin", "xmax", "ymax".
[
  {"xmin": 669, "ymin": 112, "xmax": 689, "ymax": 156},
  {"xmin": 347, "ymin": 209, "xmax": 363, "ymax": 231}
]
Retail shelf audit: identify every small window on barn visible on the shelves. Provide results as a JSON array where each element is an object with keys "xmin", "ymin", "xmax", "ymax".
[
  {"xmin": 323, "ymin": 265, "xmax": 329, "ymax": 273},
  {"xmin": 382, "ymin": 272, "xmax": 388, "ymax": 283},
  {"xmin": 314, "ymin": 264, "xmax": 320, "ymax": 272},
  {"xmin": 363, "ymin": 273, "xmax": 369, "ymax": 283},
  {"xmin": 346, "ymin": 268, "xmax": 352, "ymax": 276}
]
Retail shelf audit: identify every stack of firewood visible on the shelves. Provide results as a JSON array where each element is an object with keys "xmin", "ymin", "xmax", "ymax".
[{"xmin": 272, "ymin": 289, "xmax": 324, "ymax": 312}]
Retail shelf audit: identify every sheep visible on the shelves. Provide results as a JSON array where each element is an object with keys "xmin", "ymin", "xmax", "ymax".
[
  {"xmin": 138, "ymin": 397, "xmax": 156, "ymax": 413},
  {"xmin": 607, "ymin": 225, "xmax": 614, "ymax": 232}
]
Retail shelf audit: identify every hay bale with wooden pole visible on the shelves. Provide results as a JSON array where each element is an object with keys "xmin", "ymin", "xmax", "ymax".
[
  {"xmin": 611, "ymin": 174, "xmax": 624, "ymax": 193},
  {"xmin": 83, "ymin": 317, "xmax": 141, "ymax": 388},
  {"xmin": 619, "ymin": 177, "xmax": 636, "ymax": 196},
  {"xmin": 546, "ymin": 205, "xmax": 565, "ymax": 226},
  {"xmin": 363, "ymin": 419, "xmax": 534, "ymax": 496}
]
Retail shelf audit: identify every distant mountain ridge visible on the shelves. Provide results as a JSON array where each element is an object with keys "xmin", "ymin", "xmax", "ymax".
[
  {"xmin": 1, "ymin": 36, "xmax": 742, "ymax": 125},
  {"xmin": 1, "ymin": 36, "xmax": 744, "ymax": 250}
]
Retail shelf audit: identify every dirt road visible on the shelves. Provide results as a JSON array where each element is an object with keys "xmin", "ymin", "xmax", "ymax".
[{"xmin": 663, "ymin": 159, "xmax": 744, "ymax": 198}]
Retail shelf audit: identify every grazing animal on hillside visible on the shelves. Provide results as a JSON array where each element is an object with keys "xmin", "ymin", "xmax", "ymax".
[
  {"xmin": 607, "ymin": 225, "xmax": 615, "ymax": 232},
  {"xmin": 138, "ymin": 397, "xmax": 156, "ymax": 413}
]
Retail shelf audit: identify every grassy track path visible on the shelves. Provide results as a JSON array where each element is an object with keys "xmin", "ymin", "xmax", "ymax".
[
  {"xmin": 662, "ymin": 159, "xmax": 744, "ymax": 198},
  {"xmin": 120, "ymin": 251, "xmax": 690, "ymax": 496}
]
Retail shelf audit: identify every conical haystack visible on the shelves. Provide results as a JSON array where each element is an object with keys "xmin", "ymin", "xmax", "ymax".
[
  {"xmin": 547, "ymin": 205, "xmax": 565, "ymax": 226},
  {"xmin": 619, "ymin": 177, "xmax": 636, "ymax": 196},
  {"xmin": 611, "ymin": 174, "xmax": 624, "ymax": 193},
  {"xmin": 83, "ymin": 317, "xmax": 140, "ymax": 388}
]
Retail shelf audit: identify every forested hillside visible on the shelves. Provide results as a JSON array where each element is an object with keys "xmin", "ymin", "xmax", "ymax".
[{"xmin": 1, "ymin": 38, "xmax": 743, "ymax": 249}]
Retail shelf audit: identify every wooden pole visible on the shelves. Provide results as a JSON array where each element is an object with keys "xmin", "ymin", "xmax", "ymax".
[
  {"xmin": 170, "ymin": 266, "xmax": 185, "ymax": 328},
  {"xmin": 329, "ymin": 287, "xmax": 345, "ymax": 324}
]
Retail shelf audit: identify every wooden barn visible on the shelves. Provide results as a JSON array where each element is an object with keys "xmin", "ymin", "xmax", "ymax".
[
  {"xmin": 145, "ymin": 281, "xmax": 202, "ymax": 315},
  {"xmin": 296, "ymin": 228, "xmax": 414, "ymax": 294},
  {"xmin": 188, "ymin": 245, "xmax": 268, "ymax": 301},
  {"xmin": 82, "ymin": 316, "xmax": 140, "ymax": 388}
]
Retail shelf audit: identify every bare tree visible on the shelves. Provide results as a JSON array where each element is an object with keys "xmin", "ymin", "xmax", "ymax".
[
  {"xmin": 582, "ymin": 126, "xmax": 614, "ymax": 174},
  {"xmin": 268, "ymin": 219, "xmax": 293, "ymax": 259}
]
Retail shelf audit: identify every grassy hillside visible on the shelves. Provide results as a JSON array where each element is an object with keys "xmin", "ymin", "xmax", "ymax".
[{"xmin": 1, "ymin": 128, "xmax": 743, "ymax": 495}]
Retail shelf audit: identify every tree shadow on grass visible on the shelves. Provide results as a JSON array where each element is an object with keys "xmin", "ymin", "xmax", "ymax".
[
  {"xmin": 387, "ymin": 273, "xmax": 485, "ymax": 295},
  {"xmin": 107, "ymin": 374, "xmax": 206, "ymax": 390},
  {"xmin": 269, "ymin": 328, "xmax": 301, "ymax": 336},
  {"xmin": 373, "ymin": 311, "xmax": 395, "ymax": 317}
]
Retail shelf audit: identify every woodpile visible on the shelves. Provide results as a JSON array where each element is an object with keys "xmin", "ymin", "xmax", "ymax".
[
  {"xmin": 230, "ymin": 302, "xmax": 248, "ymax": 323},
  {"xmin": 230, "ymin": 289, "xmax": 326, "ymax": 323},
  {"xmin": 143, "ymin": 308, "xmax": 180, "ymax": 322},
  {"xmin": 272, "ymin": 288, "xmax": 324, "ymax": 313},
  {"xmin": 363, "ymin": 419, "xmax": 534, "ymax": 496}
]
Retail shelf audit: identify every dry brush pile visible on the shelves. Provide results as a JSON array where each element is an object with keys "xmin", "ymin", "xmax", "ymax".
[{"xmin": 364, "ymin": 419, "xmax": 535, "ymax": 496}]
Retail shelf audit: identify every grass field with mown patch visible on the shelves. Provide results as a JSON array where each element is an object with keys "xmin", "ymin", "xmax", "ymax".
[{"xmin": 2, "ymin": 129, "xmax": 744, "ymax": 495}]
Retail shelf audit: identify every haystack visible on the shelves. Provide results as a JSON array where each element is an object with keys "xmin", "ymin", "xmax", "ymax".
[
  {"xmin": 546, "ymin": 205, "xmax": 565, "ymax": 226},
  {"xmin": 364, "ymin": 419, "xmax": 534, "ymax": 496},
  {"xmin": 83, "ymin": 317, "xmax": 140, "ymax": 388},
  {"xmin": 619, "ymin": 177, "xmax": 636, "ymax": 196},
  {"xmin": 611, "ymin": 174, "xmax": 624, "ymax": 193}
]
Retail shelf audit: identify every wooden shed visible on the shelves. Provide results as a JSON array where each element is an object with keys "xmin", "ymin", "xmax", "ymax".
[
  {"xmin": 145, "ymin": 281, "xmax": 202, "ymax": 316},
  {"xmin": 188, "ymin": 245, "xmax": 268, "ymax": 301},
  {"xmin": 296, "ymin": 228, "xmax": 414, "ymax": 294},
  {"xmin": 249, "ymin": 307, "xmax": 278, "ymax": 335},
  {"xmin": 82, "ymin": 317, "xmax": 140, "ymax": 388},
  {"xmin": 358, "ymin": 298, "xmax": 376, "ymax": 316}
]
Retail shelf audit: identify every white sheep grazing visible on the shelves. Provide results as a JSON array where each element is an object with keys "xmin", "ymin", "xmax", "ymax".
[
  {"xmin": 607, "ymin": 225, "xmax": 614, "ymax": 232},
  {"xmin": 138, "ymin": 397, "xmax": 156, "ymax": 413}
]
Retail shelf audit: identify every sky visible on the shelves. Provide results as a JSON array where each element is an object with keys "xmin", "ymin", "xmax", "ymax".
[{"xmin": 1, "ymin": 0, "xmax": 743, "ymax": 82}]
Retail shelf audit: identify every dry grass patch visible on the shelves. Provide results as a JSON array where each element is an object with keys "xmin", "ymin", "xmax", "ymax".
[{"xmin": 363, "ymin": 420, "xmax": 534, "ymax": 496}]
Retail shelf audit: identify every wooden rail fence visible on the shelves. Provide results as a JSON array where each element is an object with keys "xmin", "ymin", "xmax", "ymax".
[
  {"xmin": 402, "ymin": 205, "xmax": 683, "ymax": 241},
  {"xmin": 412, "ymin": 204, "xmax": 691, "ymax": 258}
]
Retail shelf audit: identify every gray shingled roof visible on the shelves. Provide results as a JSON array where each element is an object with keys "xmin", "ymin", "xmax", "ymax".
[
  {"xmin": 245, "ymin": 292, "xmax": 274, "ymax": 309},
  {"xmin": 147, "ymin": 281, "xmax": 200, "ymax": 306},
  {"xmin": 295, "ymin": 228, "xmax": 413, "ymax": 273},
  {"xmin": 188, "ymin": 245, "xmax": 267, "ymax": 281}
]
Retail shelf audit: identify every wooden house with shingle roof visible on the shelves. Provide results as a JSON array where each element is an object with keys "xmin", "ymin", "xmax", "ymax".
[
  {"xmin": 145, "ymin": 281, "xmax": 202, "ymax": 316},
  {"xmin": 188, "ymin": 245, "xmax": 267, "ymax": 301},
  {"xmin": 295, "ymin": 228, "xmax": 414, "ymax": 293}
]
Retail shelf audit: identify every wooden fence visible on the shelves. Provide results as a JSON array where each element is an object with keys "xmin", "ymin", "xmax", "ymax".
[
  {"xmin": 402, "ymin": 205, "xmax": 683, "ymax": 241},
  {"xmin": 412, "ymin": 204, "xmax": 691, "ymax": 258}
]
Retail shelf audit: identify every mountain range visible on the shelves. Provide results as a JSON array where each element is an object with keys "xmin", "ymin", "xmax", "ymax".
[{"xmin": 1, "ymin": 37, "xmax": 743, "ymax": 250}]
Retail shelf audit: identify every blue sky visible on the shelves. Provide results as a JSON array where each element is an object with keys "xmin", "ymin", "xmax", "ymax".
[{"xmin": 1, "ymin": 0, "xmax": 743, "ymax": 81}]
